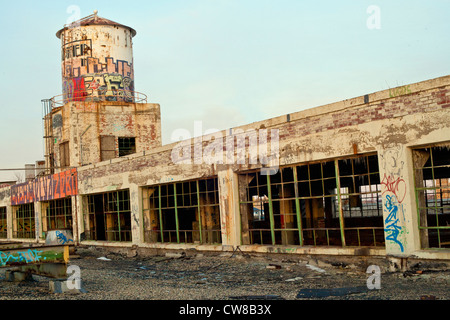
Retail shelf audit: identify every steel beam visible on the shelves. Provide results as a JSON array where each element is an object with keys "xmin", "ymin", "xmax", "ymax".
[{"xmin": 0, "ymin": 245, "xmax": 69, "ymax": 268}]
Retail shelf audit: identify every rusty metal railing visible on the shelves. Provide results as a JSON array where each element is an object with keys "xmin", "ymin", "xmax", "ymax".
[{"xmin": 49, "ymin": 90, "xmax": 148, "ymax": 107}]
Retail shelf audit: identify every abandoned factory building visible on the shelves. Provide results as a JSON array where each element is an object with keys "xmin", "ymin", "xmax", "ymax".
[{"xmin": 0, "ymin": 12, "xmax": 449, "ymax": 264}]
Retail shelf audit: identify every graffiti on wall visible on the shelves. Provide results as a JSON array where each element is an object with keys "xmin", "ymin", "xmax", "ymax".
[
  {"xmin": 56, "ymin": 230, "xmax": 74, "ymax": 245},
  {"xmin": 62, "ymin": 55, "xmax": 134, "ymax": 103},
  {"xmin": 389, "ymin": 85, "xmax": 411, "ymax": 98},
  {"xmin": 381, "ymin": 174, "xmax": 406, "ymax": 203},
  {"xmin": 11, "ymin": 169, "xmax": 78, "ymax": 206},
  {"xmin": 0, "ymin": 249, "xmax": 45, "ymax": 267},
  {"xmin": 380, "ymin": 146, "xmax": 407, "ymax": 252},
  {"xmin": 383, "ymin": 194, "xmax": 404, "ymax": 252}
]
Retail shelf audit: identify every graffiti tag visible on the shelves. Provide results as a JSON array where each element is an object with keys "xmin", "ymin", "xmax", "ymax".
[
  {"xmin": 11, "ymin": 168, "xmax": 78, "ymax": 205},
  {"xmin": 0, "ymin": 249, "xmax": 45, "ymax": 267},
  {"xmin": 389, "ymin": 85, "xmax": 411, "ymax": 98},
  {"xmin": 381, "ymin": 174, "xmax": 406, "ymax": 203},
  {"xmin": 383, "ymin": 194, "xmax": 404, "ymax": 252},
  {"xmin": 56, "ymin": 231, "xmax": 74, "ymax": 245}
]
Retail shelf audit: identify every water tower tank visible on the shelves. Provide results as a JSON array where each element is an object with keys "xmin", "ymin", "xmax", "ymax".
[{"xmin": 56, "ymin": 11, "xmax": 137, "ymax": 104}]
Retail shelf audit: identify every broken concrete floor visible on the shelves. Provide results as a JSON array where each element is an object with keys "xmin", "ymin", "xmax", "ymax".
[{"xmin": 0, "ymin": 246, "xmax": 448, "ymax": 300}]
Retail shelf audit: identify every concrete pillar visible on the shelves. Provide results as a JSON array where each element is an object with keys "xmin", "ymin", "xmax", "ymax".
[
  {"xmin": 78, "ymin": 195, "xmax": 89, "ymax": 241},
  {"xmin": 71, "ymin": 195, "xmax": 80, "ymax": 243},
  {"xmin": 129, "ymin": 184, "xmax": 142, "ymax": 245},
  {"xmin": 34, "ymin": 201, "xmax": 42, "ymax": 241},
  {"xmin": 218, "ymin": 168, "xmax": 241, "ymax": 247},
  {"xmin": 379, "ymin": 145, "xmax": 421, "ymax": 256},
  {"xmin": 6, "ymin": 204, "xmax": 13, "ymax": 240}
]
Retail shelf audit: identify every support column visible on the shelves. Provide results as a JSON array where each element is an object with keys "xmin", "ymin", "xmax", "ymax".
[
  {"xmin": 379, "ymin": 145, "xmax": 421, "ymax": 256},
  {"xmin": 34, "ymin": 201, "xmax": 42, "ymax": 242},
  {"xmin": 129, "ymin": 184, "xmax": 142, "ymax": 246},
  {"xmin": 218, "ymin": 168, "xmax": 241, "ymax": 247},
  {"xmin": 6, "ymin": 204, "xmax": 13, "ymax": 240},
  {"xmin": 71, "ymin": 195, "xmax": 80, "ymax": 244}
]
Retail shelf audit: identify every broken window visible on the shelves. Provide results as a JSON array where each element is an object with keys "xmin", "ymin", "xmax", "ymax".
[
  {"xmin": 100, "ymin": 135, "xmax": 116, "ymax": 161},
  {"xmin": 42, "ymin": 197, "xmax": 73, "ymax": 235},
  {"xmin": 142, "ymin": 178, "xmax": 221, "ymax": 244},
  {"xmin": 59, "ymin": 141, "xmax": 70, "ymax": 168},
  {"xmin": 413, "ymin": 145, "xmax": 450, "ymax": 249},
  {"xmin": 118, "ymin": 137, "xmax": 136, "ymax": 157},
  {"xmin": 297, "ymin": 161, "xmax": 341, "ymax": 246},
  {"xmin": 0, "ymin": 207, "xmax": 6, "ymax": 239},
  {"xmin": 12, "ymin": 203, "xmax": 35, "ymax": 239},
  {"xmin": 337, "ymin": 155, "xmax": 384, "ymax": 246},
  {"xmin": 239, "ymin": 154, "xmax": 384, "ymax": 247},
  {"xmin": 83, "ymin": 190, "xmax": 132, "ymax": 242},
  {"xmin": 239, "ymin": 172, "xmax": 272, "ymax": 244},
  {"xmin": 252, "ymin": 195, "xmax": 268, "ymax": 222}
]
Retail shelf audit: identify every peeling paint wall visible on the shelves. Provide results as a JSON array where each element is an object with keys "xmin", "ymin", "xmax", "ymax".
[{"xmin": 46, "ymin": 101, "xmax": 161, "ymax": 170}]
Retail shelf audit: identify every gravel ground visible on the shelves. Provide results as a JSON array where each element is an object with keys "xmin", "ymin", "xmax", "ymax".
[{"xmin": 0, "ymin": 246, "xmax": 448, "ymax": 301}]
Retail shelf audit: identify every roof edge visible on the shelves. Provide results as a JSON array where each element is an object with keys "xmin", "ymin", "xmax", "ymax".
[{"xmin": 56, "ymin": 13, "xmax": 137, "ymax": 39}]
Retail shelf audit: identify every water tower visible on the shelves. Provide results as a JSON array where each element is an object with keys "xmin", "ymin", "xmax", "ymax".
[
  {"xmin": 56, "ymin": 10, "xmax": 137, "ymax": 103},
  {"xmin": 42, "ymin": 11, "xmax": 161, "ymax": 173}
]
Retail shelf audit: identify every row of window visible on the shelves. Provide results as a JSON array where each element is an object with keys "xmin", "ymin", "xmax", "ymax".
[
  {"xmin": 239, "ymin": 154, "xmax": 384, "ymax": 247},
  {"xmin": 1, "ymin": 146, "xmax": 449, "ymax": 249}
]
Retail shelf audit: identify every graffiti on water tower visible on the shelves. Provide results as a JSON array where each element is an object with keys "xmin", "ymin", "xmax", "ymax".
[{"xmin": 62, "ymin": 51, "xmax": 134, "ymax": 103}]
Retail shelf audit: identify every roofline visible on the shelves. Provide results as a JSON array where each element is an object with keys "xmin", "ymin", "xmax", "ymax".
[{"xmin": 56, "ymin": 13, "xmax": 137, "ymax": 39}]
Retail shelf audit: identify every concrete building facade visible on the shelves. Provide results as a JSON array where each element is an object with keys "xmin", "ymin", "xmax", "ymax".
[{"xmin": 0, "ymin": 13, "xmax": 449, "ymax": 267}]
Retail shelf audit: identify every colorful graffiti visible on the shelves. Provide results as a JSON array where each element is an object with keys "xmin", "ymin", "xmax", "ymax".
[
  {"xmin": 383, "ymin": 194, "xmax": 404, "ymax": 252},
  {"xmin": 389, "ymin": 85, "xmax": 411, "ymax": 98},
  {"xmin": 11, "ymin": 169, "xmax": 78, "ymax": 206},
  {"xmin": 381, "ymin": 146, "xmax": 407, "ymax": 252},
  {"xmin": 381, "ymin": 174, "xmax": 406, "ymax": 203},
  {"xmin": 0, "ymin": 249, "xmax": 45, "ymax": 267},
  {"xmin": 56, "ymin": 230, "xmax": 74, "ymax": 245},
  {"xmin": 62, "ymin": 56, "xmax": 134, "ymax": 103}
]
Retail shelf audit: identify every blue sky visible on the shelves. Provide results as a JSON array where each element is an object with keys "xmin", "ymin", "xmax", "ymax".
[{"xmin": 0, "ymin": 0, "xmax": 449, "ymax": 181}]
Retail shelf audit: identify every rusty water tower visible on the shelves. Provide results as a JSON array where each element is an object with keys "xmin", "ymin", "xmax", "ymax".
[
  {"xmin": 41, "ymin": 11, "xmax": 160, "ymax": 174},
  {"xmin": 56, "ymin": 10, "xmax": 138, "ymax": 103}
]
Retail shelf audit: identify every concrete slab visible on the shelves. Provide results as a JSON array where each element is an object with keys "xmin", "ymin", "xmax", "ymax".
[
  {"xmin": 49, "ymin": 280, "xmax": 87, "ymax": 294},
  {"xmin": 5, "ymin": 270, "xmax": 33, "ymax": 282}
]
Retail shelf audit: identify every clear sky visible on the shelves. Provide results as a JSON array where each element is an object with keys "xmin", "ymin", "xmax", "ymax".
[{"xmin": 0, "ymin": 0, "xmax": 449, "ymax": 181}]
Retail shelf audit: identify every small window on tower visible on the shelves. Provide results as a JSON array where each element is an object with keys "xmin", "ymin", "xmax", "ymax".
[
  {"xmin": 59, "ymin": 141, "xmax": 70, "ymax": 168},
  {"xmin": 118, "ymin": 137, "xmax": 136, "ymax": 157}
]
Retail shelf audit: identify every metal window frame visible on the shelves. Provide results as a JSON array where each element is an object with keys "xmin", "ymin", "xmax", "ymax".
[
  {"xmin": 143, "ymin": 178, "xmax": 221, "ymax": 245},
  {"xmin": 239, "ymin": 153, "xmax": 384, "ymax": 248},
  {"xmin": 83, "ymin": 189, "xmax": 132, "ymax": 242},
  {"xmin": 43, "ymin": 197, "xmax": 73, "ymax": 232},
  {"xmin": 118, "ymin": 137, "xmax": 136, "ymax": 157},
  {"xmin": 12, "ymin": 203, "xmax": 35, "ymax": 239},
  {"xmin": 413, "ymin": 146, "xmax": 450, "ymax": 249}
]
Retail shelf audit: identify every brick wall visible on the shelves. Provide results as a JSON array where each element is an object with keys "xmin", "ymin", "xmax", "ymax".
[{"xmin": 77, "ymin": 77, "xmax": 450, "ymax": 191}]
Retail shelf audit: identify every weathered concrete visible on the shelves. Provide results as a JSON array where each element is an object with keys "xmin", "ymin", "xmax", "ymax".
[
  {"xmin": 49, "ymin": 279, "xmax": 87, "ymax": 294},
  {"xmin": 5, "ymin": 270, "xmax": 33, "ymax": 282}
]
